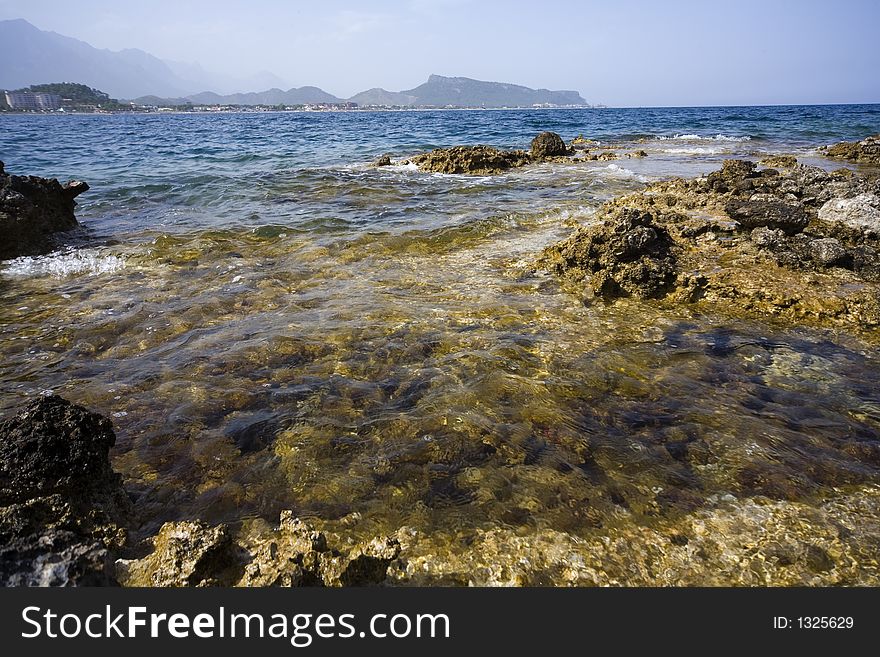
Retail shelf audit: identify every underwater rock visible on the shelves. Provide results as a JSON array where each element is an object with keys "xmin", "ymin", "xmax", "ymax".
[
  {"xmin": 542, "ymin": 158, "xmax": 880, "ymax": 329},
  {"xmin": 410, "ymin": 145, "xmax": 532, "ymax": 175},
  {"xmin": 821, "ymin": 134, "xmax": 880, "ymax": 165},
  {"xmin": 530, "ymin": 131, "xmax": 568, "ymax": 158},
  {"xmin": 541, "ymin": 207, "xmax": 677, "ymax": 300},
  {"xmin": 0, "ymin": 395, "xmax": 129, "ymax": 586},
  {"xmin": 387, "ymin": 487, "xmax": 880, "ymax": 586},
  {"xmin": 0, "ymin": 161, "xmax": 89, "ymax": 261}
]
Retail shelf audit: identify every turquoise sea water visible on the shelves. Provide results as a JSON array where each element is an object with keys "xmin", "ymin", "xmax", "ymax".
[{"xmin": 1, "ymin": 105, "xmax": 880, "ymax": 561}]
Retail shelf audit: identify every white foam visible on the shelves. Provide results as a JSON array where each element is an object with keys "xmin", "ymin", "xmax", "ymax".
[
  {"xmin": 1, "ymin": 248, "xmax": 126, "ymax": 279},
  {"xmin": 655, "ymin": 134, "xmax": 751, "ymax": 143},
  {"xmin": 659, "ymin": 146, "xmax": 727, "ymax": 155},
  {"xmin": 599, "ymin": 164, "xmax": 649, "ymax": 182}
]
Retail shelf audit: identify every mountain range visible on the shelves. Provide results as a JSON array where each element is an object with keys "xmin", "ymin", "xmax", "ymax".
[{"xmin": 0, "ymin": 18, "xmax": 588, "ymax": 107}]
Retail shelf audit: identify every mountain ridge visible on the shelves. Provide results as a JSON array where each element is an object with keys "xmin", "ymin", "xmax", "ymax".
[{"xmin": 1, "ymin": 19, "xmax": 590, "ymax": 108}]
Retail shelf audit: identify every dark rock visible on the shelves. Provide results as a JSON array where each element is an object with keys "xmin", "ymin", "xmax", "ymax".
[
  {"xmin": 373, "ymin": 155, "xmax": 392, "ymax": 167},
  {"xmin": 0, "ymin": 161, "xmax": 89, "ymax": 260},
  {"xmin": 411, "ymin": 145, "xmax": 532, "ymax": 175},
  {"xmin": 224, "ymin": 411, "xmax": 279, "ymax": 454},
  {"xmin": 725, "ymin": 197, "xmax": 809, "ymax": 235},
  {"xmin": 0, "ymin": 396, "xmax": 129, "ymax": 586},
  {"xmin": 542, "ymin": 207, "xmax": 678, "ymax": 300},
  {"xmin": 530, "ymin": 131, "xmax": 568, "ymax": 159}
]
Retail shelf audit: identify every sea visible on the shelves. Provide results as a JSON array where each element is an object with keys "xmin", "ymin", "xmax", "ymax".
[{"xmin": 2, "ymin": 105, "xmax": 880, "ymax": 551}]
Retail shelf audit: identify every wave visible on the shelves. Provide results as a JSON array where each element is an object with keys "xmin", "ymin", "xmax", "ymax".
[
  {"xmin": 658, "ymin": 146, "xmax": 729, "ymax": 155},
  {"xmin": 1, "ymin": 248, "xmax": 126, "ymax": 279},
  {"xmin": 597, "ymin": 164, "xmax": 650, "ymax": 183},
  {"xmin": 655, "ymin": 134, "xmax": 752, "ymax": 142}
]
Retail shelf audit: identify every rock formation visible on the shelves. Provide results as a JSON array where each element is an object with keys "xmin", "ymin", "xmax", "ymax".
[
  {"xmin": 0, "ymin": 395, "xmax": 130, "ymax": 585},
  {"xmin": 0, "ymin": 161, "xmax": 89, "ymax": 260}
]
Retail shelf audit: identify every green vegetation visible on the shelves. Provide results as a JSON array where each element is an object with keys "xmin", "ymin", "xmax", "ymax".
[{"xmin": 14, "ymin": 83, "xmax": 129, "ymax": 110}]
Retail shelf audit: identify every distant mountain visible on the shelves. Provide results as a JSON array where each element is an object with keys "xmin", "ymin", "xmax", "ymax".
[
  {"xmin": 350, "ymin": 75, "xmax": 587, "ymax": 107},
  {"xmin": 348, "ymin": 87, "xmax": 417, "ymax": 107},
  {"xmin": 0, "ymin": 19, "xmax": 288, "ymax": 99},
  {"xmin": 184, "ymin": 87, "xmax": 343, "ymax": 106}
]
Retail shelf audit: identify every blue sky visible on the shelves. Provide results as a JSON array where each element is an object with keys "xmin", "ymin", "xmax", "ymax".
[{"xmin": 1, "ymin": 0, "xmax": 878, "ymax": 106}]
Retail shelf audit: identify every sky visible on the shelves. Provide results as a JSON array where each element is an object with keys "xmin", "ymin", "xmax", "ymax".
[{"xmin": 1, "ymin": 0, "xmax": 878, "ymax": 106}]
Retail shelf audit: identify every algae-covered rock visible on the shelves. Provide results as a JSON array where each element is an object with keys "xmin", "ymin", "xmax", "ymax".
[
  {"xmin": 541, "ymin": 207, "xmax": 678, "ymax": 300},
  {"xmin": 118, "ymin": 520, "xmax": 238, "ymax": 587},
  {"xmin": 530, "ymin": 131, "xmax": 568, "ymax": 158},
  {"xmin": 821, "ymin": 134, "xmax": 880, "ymax": 166},
  {"xmin": 121, "ymin": 511, "xmax": 400, "ymax": 587},
  {"xmin": 411, "ymin": 145, "xmax": 532, "ymax": 175},
  {"xmin": 759, "ymin": 155, "xmax": 798, "ymax": 169},
  {"xmin": 0, "ymin": 396, "xmax": 129, "ymax": 586},
  {"xmin": 0, "ymin": 161, "xmax": 89, "ymax": 261},
  {"xmin": 541, "ymin": 157, "xmax": 880, "ymax": 330},
  {"xmin": 388, "ymin": 487, "xmax": 880, "ymax": 586}
]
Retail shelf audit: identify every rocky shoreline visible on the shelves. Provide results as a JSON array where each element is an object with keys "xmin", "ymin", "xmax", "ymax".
[{"xmin": 3, "ymin": 133, "xmax": 880, "ymax": 586}]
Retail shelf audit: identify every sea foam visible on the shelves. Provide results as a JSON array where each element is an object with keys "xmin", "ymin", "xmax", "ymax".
[
  {"xmin": 655, "ymin": 134, "xmax": 751, "ymax": 142},
  {"xmin": 1, "ymin": 249, "xmax": 126, "ymax": 279}
]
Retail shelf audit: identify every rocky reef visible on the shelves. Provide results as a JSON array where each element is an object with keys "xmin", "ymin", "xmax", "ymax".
[
  {"xmin": 0, "ymin": 396, "xmax": 129, "ymax": 585},
  {"xmin": 411, "ymin": 131, "xmax": 576, "ymax": 174},
  {"xmin": 0, "ymin": 161, "xmax": 89, "ymax": 261},
  {"xmin": 410, "ymin": 145, "xmax": 533, "ymax": 175},
  {"xmin": 542, "ymin": 158, "xmax": 880, "ymax": 331},
  {"xmin": 820, "ymin": 134, "xmax": 880, "ymax": 166}
]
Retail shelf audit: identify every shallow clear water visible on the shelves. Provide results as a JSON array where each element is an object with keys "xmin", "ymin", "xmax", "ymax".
[{"xmin": 2, "ymin": 106, "xmax": 880, "ymax": 544}]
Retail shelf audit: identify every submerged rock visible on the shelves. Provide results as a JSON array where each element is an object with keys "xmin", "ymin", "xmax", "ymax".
[
  {"xmin": 821, "ymin": 134, "xmax": 880, "ymax": 166},
  {"xmin": 0, "ymin": 161, "xmax": 89, "ymax": 261},
  {"xmin": 0, "ymin": 396, "xmax": 129, "ymax": 586},
  {"xmin": 388, "ymin": 487, "xmax": 880, "ymax": 586},
  {"xmin": 530, "ymin": 131, "xmax": 568, "ymax": 158},
  {"xmin": 410, "ymin": 145, "xmax": 532, "ymax": 175}
]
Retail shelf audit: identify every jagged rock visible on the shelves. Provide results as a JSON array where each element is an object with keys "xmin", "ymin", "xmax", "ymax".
[
  {"xmin": 627, "ymin": 150, "xmax": 648, "ymax": 158},
  {"xmin": 0, "ymin": 396, "xmax": 129, "ymax": 586},
  {"xmin": 530, "ymin": 131, "xmax": 568, "ymax": 158},
  {"xmin": 121, "ymin": 511, "xmax": 400, "ymax": 587},
  {"xmin": 411, "ymin": 145, "xmax": 532, "ymax": 175},
  {"xmin": 320, "ymin": 536, "xmax": 401, "ymax": 587},
  {"xmin": 821, "ymin": 134, "xmax": 880, "ymax": 165},
  {"xmin": 0, "ymin": 161, "xmax": 89, "ymax": 260},
  {"xmin": 119, "ymin": 521, "xmax": 238, "ymax": 587},
  {"xmin": 373, "ymin": 155, "xmax": 392, "ymax": 167},
  {"xmin": 809, "ymin": 238, "xmax": 850, "ymax": 267},
  {"xmin": 542, "ymin": 207, "xmax": 677, "ymax": 300},
  {"xmin": 760, "ymin": 155, "xmax": 798, "ymax": 169}
]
